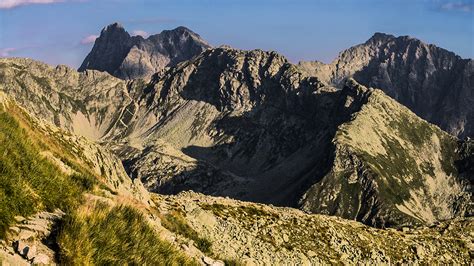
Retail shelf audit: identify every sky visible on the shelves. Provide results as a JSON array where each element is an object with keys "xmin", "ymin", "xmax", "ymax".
[{"xmin": 0, "ymin": 0, "xmax": 473, "ymax": 68}]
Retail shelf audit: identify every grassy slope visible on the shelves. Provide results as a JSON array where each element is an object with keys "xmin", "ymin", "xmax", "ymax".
[
  {"xmin": 160, "ymin": 210, "xmax": 213, "ymax": 254},
  {"xmin": 0, "ymin": 101, "xmax": 192, "ymax": 264},
  {"xmin": 0, "ymin": 103, "xmax": 95, "ymax": 238}
]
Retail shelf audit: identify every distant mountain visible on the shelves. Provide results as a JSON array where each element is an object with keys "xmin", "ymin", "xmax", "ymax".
[
  {"xmin": 78, "ymin": 23, "xmax": 211, "ymax": 80},
  {"xmin": 298, "ymin": 33, "xmax": 474, "ymax": 138}
]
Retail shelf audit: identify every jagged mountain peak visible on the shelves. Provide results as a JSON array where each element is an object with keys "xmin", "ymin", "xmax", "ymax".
[
  {"xmin": 162, "ymin": 25, "xmax": 198, "ymax": 35},
  {"xmin": 154, "ymin": 47, "xmax": 294, "ymax": 87},
  {"xmin": 79, "ymin": 23, "xmax": 211, "ymax": 80},
  {"xmin": 366, "ymin": 32, "xmax": 395, "ymax": 43},
  {"xmin": 98, "ymin": 23, "xmax": 200, "ymax": 42},
  {"xmin": 97, "ymin": 22, "xmax": 130, "ymax": 43},
  {"xmin": 191, "ymin": 47, "xmax": 290, "ymax": 67},
  {"xmin": 365, "ymin": 32, "xmax": 431, "ymax": 48},
  {"xmin": 363, "ymin": 33, "xmax": 456, "ymax": 59},
  {"xmin": 298, "ymin": 32, "xmax": 474, "ymax": 138},
  {"xmin": 146, "ymin": 47, "xmax": 310, "ymax": 113},
  {"xmin": 102, "ymin": 22, "xmax": 126, "ymax": 33}
]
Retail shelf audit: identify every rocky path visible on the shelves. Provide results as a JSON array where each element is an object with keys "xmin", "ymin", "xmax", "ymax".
[{"xmin": 0, "ymin": 210, "xmax": 64, "ymax": 265}]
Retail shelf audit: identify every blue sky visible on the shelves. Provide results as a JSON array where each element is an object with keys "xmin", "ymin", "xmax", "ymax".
[{"xmin": 0, "ymin": 0, "xmax": 473, "ymax": 68}]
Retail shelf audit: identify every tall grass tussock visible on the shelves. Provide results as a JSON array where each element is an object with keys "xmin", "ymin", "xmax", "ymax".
[{"xmin": 57, "ymin": 202, "xmax": 195, "ymax": 265}]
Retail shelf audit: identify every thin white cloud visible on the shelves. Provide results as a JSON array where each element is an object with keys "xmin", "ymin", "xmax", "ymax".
[
  {"xmin": 80, "ymin": 35, "xmax": 98, "ymax": 45},
  {"xmin": 440, "ymin": 1, "xmax": 473, "ymax": 12},
  {"xmin": 0, "ymin": 48, "xmax": 17, "ymax": 57},
  {"xmin": 131, "ymin": 30, "xmax": 149, "ymax": 38},
  {"xmin": 0, "ymin": 0, "xmax": 66, "ymax": 9}
]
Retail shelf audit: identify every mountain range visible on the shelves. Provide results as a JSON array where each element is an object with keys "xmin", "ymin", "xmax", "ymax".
[{"xmin": 0, "ymin": 23, "xmax": 473, "ymax": 264}]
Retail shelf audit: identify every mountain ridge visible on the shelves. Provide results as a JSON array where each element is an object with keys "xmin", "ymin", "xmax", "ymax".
[
  {"xmin": 298, "ymin": 32, "xmax": 474, "ymax": 138},
  {"xmin": 2, "ymin": 88, "xmax": 471, "ymax": 264}
]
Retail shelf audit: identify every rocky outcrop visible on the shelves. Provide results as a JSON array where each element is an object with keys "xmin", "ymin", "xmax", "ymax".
[
  {"xmin": 298, "ymin": 33, "xmax": 474, "ymax": 138},
  {"xmin": 0, "ymin": 210, "xmax": 64, "ymax": 265},
  {"xmin": 78, "ymin": 23, "xmax": 211, "ymax": 80},
  {"xmin": 456, "ymin": 139, "xmax": 474, "ymax": 214}
]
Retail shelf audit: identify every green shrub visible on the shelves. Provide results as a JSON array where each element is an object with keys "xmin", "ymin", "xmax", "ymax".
[{"xmin": 57, "ymin": 203, "xmax": 194, "ymax": 265}]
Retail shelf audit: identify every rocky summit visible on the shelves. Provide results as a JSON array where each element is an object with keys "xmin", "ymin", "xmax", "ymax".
[
  {"xmin": 0, "ymin": 24, "xmax": 473, "ymax": 265},
  {"xmin": 298, "ymin": 33, "xmax": 474, "ymax": 138},
  {"xmin": 78, "ymin": 23, "xmax": 211, "ymax": 80}
]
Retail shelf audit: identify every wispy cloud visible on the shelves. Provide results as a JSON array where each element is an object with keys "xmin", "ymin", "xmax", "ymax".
[
  {"xmin": 0, "ymin": 0, "xmax": 65, "ymax": 9},
  {"xmin": 439, "ymin": 1, "xmax": 473, "ymax": 12},
  {"xmin": 0, "ymin": 48, "xmax": 17, "ymax": 57},
  {"xmin": 131, "ymin": 30, "xmax": 149, "ymax": 38},
  {"xmin": 80, "ymin": 35, "xmax": 98, "ymax": 45}
]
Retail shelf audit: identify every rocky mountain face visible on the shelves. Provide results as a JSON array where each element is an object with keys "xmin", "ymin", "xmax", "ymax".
[
  {"xmin": 119, "ymin": 48, "xmax": 366, "ymax": 209},
  {"xmin": 78, "ymin": 23, "xmax": 211, "ymax": 80},
  {"xmin": 1, "ymin": 48, "xmax": 472, "ymax": 228},
  {"xmin": 298, "ymin": 33, "xmax": 474, "ymax": 138},
  {"xmin": 0, "ymin": 58, "xmax": 134, "ymax": 141},
  {"xmin": 300, "ymin": 79, "xmax": 472, "ymax": 227}
]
